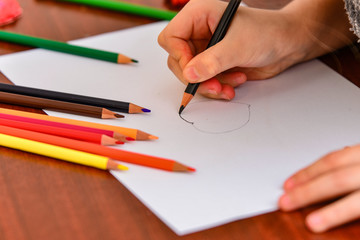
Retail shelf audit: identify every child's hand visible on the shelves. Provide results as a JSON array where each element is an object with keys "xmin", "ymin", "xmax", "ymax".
[
  {"xmin": 279, "ymin": 144, "xmax": 360, "ymax": 232},
  {"xmin": 158, "ymin": 0, "xmax": 354, "ymax": 100}
]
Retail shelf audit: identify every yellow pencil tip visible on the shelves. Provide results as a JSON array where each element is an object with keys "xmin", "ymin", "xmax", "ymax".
[{"xmin": 117, "ymin": 165, "xmax": 129, "ymax": 171}]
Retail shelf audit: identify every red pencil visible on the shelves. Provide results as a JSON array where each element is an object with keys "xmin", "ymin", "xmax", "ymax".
[
  {"xmin": 0, "ymin": 117, "xmax": 121, "ymax": 146},
  {"xmin": 0, "ymin": 125, "xmax": 195, "ymax": 172},
  {"xmin": 0, "ymin": 107, "xmax": 157, "ymax": 140},
  {"xmin": 0, "ymin": 112, "xmax": 131, "ymax": 142}
]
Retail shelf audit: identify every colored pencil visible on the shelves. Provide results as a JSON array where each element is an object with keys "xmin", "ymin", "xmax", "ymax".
[
  {"xmin": 0, "ymin": 112, "xmax": 131, "ymax": 142},
  {"xmin": 179, "ymin": 0, "xmax": 241, "ymax": 114},
  {"xmin": 0, "ymin": 117, "xmax": 121, "ymax": 145},
  {"xmin": 0, "ymin": 107, "xmax": 158, "ymax": 140},
  {"xmin": 59, "ymin": 0, "xmax": 177, "ymax": 20},
  {"xmin": 0, "ymin": 82, "xmax": 150, "ymax": 114},
  {"xmin": 0, "ymin": 132, "xmax": 128, "ymax": 171},
  {"xmin": 0, "ymin": 91, "xmax": 124, "ymax": 119},
  {"xmin": 0, "ymin": 30, "xmax": 137, "ymax": 64},
  {"xmin": 0, "ymin": 125, "xmax": 195, "ymax": 172}
]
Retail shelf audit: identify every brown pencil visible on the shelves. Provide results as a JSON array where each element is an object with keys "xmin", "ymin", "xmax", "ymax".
[{"xmin": 0, "ymin": 91, "xmax": 124, "ymax": 119}]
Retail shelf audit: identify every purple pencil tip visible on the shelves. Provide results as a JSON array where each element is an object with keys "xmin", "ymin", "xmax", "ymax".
[{"xmin": 142, "ymin": 108, "xmax": 151, "ymax": 113}]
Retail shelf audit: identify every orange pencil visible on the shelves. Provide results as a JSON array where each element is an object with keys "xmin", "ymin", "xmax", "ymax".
[
  {"xmin": 0, "ymin": 125, "xmax": 195, "ymax": 172},
  {"xmin": 0, "ymin": 117, "xmax": 121, "ymax": 146},
  {"xmin": 0, "ymin": 107, "xmax": 158, "ymax": 140}
]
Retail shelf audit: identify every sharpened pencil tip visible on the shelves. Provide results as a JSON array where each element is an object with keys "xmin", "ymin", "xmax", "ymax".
[
  {"xmin": 115, "ymin": 113, "xmax": 125, "ymax": 118},
  {"xmin": 187, "ymin": 167, "xmax": 196, "ymax": 172},
  {"xmin": 117, "ymin": 165, "xmax": 129, "ymax": 171},
  {"xmin": 141, "ymin": 108, "xmax": 151, "ymax": 113},
  {"xmin": 126, "ymin": 137, "xmax": 135, "ymax": 141},
  {"xmin": 131, "ymin": 59, "xmax": 138, "ymax": 63},
  {"xmin": 148, "ymin": 135, "xmax": 159, "ymax": 140},
  {"xmin": 179, "ymin": 105, "xmax": 185, "ymax": 115},
  {"xmin": 116, "ymin": 141, "xmax": 124, "ymax": 144}
]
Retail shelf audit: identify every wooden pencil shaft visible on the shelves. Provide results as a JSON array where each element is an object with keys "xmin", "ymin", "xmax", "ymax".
[
  {"xmin": 207, "ymin": 0, "xmax": 241, "ymax": 48},
  {"xmin": 182, "ymin": 0, "xmax": 241, "ymax": 97},
  {"xmin": 0, "ymin": 107, "xmax": 151, "ymax": 140},
  {"xmin": 0, "ymin": 133, "xmax": 111, "ymax": 170},
  {"xmin": 0, "ymin": 112, "xmax": 120, "ymax": 139},
  {"xmin": 60, "ymin": 0, "xmax": 177, "ymax": 20},
  {"xmin": 0, "ymin": 91, "xmax": 114, "ymax": 118},
  {"xmin": 0, "ymin": 30, "xmax": 128, "ymax": 63},
  {"xmin": 0, "ymin": 117, "xmax": 109, "ymax": 144},
  {"xmin": 0, "ymin": 83, "xmax": 130, "ymax": 113},
  {"xmin": 0, "ymin": 125, "xmax": 188, "ymax": 171}
]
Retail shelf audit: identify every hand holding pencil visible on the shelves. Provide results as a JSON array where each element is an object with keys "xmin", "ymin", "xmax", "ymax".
[{"xmin": 159, "ymin": 0, "xmax": 307, "ymax": 110}]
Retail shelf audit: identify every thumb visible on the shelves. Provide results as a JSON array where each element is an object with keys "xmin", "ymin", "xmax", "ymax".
[{"xmin": 183, "ymin": 41, "xmax": 235, "ymax": 83}]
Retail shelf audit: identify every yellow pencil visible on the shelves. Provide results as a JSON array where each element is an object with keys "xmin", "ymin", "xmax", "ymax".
[{"xmin": 0, "ymin": 133, "xmax": 128, "ymax": 171}]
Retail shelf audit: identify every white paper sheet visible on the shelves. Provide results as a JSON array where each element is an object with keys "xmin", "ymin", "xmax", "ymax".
[{"xmin": 1, "ymin": 21, "xmax": 360, "ymax": 235}]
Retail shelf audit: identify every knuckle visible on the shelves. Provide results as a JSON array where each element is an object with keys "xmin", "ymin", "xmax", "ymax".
[
  {"xmin": 203, "ymin": 51, "xmax": 223, "ymax": 77},
  {"xmin": 322, "ymin": 151, "xmax": 342, "ymax": 168},
  {"xmin": 330, "ymin": 170, "xmax": 353, "ymax": 189}
]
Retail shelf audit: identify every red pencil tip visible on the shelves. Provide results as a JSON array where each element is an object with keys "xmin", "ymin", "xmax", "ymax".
[
  {"xmin": 187, "ymin": 167, "xmax": 196, "ymax": 172},
  {"xmin": 126, "ymin": 137, "xmax": 135, "ymax": 141},
  {"xmin": 116, "ymin": 141, "xmax": 124, "ymax": 144}
]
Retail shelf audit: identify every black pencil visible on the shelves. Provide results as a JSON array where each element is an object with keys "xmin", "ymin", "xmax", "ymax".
[
  {"xmin": 179, "ymin": 0, "xmax": 242, "ymax": 114},
  {"xmin": 0, "ymin": 91, "xmax": 124, "ymax": 119},
  {"xmin": 0, "ymin": 82, "xmax": 151, "ymax": 114}
]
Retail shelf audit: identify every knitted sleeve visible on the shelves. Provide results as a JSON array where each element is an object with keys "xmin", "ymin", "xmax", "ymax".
[{"xmin": 344, "ymin": 0, "xmax": 360, "ymax": 39}]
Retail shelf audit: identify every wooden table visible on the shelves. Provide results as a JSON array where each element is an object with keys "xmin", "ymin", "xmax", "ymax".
[{"xmin": 1, "ymin": 0, "xmax": 360, "ymax": 239}]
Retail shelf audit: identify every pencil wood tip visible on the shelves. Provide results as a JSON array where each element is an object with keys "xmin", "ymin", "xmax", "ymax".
[
  {"xmin": 117, "ymin": 54, "xmax": 137, "ymax": 64},
  {"xmin": 172, "ymin": 162, "xmax": 195, "ymax": 172},
  {"xmin": 141, "ymin": 108, "xmax": 151, "ymax": 113},
  {"xmin": 179, "ymin": 92, "xmax": 193, "ymax": 114},
  {"xmin": 128, "ymin": 103, "xmax": 150, "ymax": 114},
  {"xmin": 107, "ymin": 159, "xmax": 128, "ymax": 170}
]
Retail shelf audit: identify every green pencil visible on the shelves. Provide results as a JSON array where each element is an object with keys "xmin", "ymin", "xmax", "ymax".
[
  {"xmin": 0, "ymin": 30, "xmax": 138, "ymax": 64},
  {"xmin": 59, "ymin": 0, "xmax": 177, "ymax": 20}
]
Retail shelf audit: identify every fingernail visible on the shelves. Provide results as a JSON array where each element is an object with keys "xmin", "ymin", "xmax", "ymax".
[
  {"xmin": 284, "ymin": 178, "xmax": 295, "ymax": 190},
  {"xmin": 232, "ymin": 75, "xmax": 246, "ymax": 86},
  {"xmin": 279, "ymin": 194, "xmax": 292, "ymax": 210},
  {"xmin": 307, "ymin": 213, "xmax": 326, "ymax": 232},
  {"xmin": 220, "ymin": 93, "xmax": 231, "ymax": 100},
  {"xmin": 184, "ymin": 67, "xmax": 200, "ymax": 82},
  {"xmin": 207, "ymin": 89, "xmax": 218, "ymax": 95}
]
